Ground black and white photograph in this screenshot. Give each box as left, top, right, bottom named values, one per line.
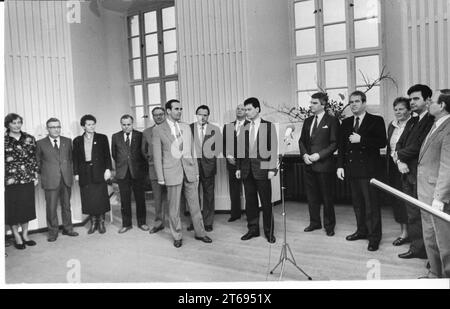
left=1, top=0, right=450, bottom=289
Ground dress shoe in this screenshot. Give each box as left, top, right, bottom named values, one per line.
left=87, top=217, right=98, bottom=234
left=304, top=225, right=322, bottom=232
left=47, top=237, right=57, bottom=242
left=138, top=224, right=150, bottom=232
left=265, top=235, right=276, bottom=244
left=241, top=231, right=260, bottom=241
left=326, top=230, right=335, bottom=237
left=368, top=242, right=379, bottom=251
left=14, top=242, right=26, bottom=250
left=98, top=215, right=106, bottom=234
left=195, top=235, right=212, bottom=243
left=187, top=224, right=194, bottom=231
left=205, top=225, right=213, bottom=232
left=118, top=226, right=132, bottom=234
left=173, top=239, right=182, bottom=248
left=62, top=230, right=79, bottom=237
left=227, top=216, right=240, bottom=222
left=398, top=250, right=426, bottom=259
left=345, top=232, right=367, bottom=241
left=21, top=235, right=36, bottom=246
left=392, top=237, right=410, bottom=246
left=149, top=225, right=164, bottom=234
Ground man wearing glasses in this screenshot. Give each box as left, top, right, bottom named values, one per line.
left=37, top=118, right=79, bottom=242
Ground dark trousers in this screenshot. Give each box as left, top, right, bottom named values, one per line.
left=402, top=177, right=426, bottom=256
left=387, top=159, right=408, bottom=224
left=304, top=169, right=336, bottom=231
left=242, top=170, right=274, bottom=236
left=227, top=166, right=242, bottom=219
left=349, top=178, right=382, bottom=243
left=44, top=177, right=73, bottom=237
left=118, top=169, right=147, bottom=227
left=199, top=175, right=215, bottom=226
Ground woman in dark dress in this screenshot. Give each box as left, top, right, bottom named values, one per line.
left=386, top=97, right=412, bottom=246
left=73, top=115, right=112, bottom=234
left=4, top=113, right=38, bottom=249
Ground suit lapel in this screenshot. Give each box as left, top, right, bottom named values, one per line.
left=311, top=114, right=327, bottom=140
left=162, top=121, right=176, bottom=143
left=91, top=133, right=97, bottom=159
left=419, top=118, right=450, bottom=161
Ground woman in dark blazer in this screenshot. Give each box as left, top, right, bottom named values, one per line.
left=386, top=98, right=412, bottom=246
left=73, top=115, right=112, bottom=234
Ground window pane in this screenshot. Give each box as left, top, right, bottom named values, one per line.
left=133, top=106, right=145, bottom=129
left=146, top=56, right=160, bottom=78
left=297, top=62, right=317, bottom=90
left=129, top=15, right=139, bottom=36
left=144, top=11, right=157, bottom=33
left=355, top=55, right=380, bottom=86
left=147, top=83, right=161, bottom=105
left=145, top=34, right=158, bottom=55
left=295, top=0, right=315, bottom=28
left=298, top=91, right=316, bottom=108
left=166, top=81, right=179, bottom=100
left=163, top=30, right=177, bottom=52
left=355, top=18, right=379, bottom=49
left=296, top=29, right=316, bottom=56
left=133, top=85, right=143, bottom=106
left=326, top=88, right=348, bottom=105
left=131, top=59, right=141, bottom=80
left=165, top=52, right=178, bottom=75
left=354, top=0, right=379, bottom=19
left=163, top=6, right=176, bottom=30
left=323, top=0, right=346, bottom=24
left=131, top=37, right=141, bottom=58
left=325, top=59, right=347, bottom=88
left=324, top=23, right=346, bottom=52
left=357, top=86, right=380, bottom=105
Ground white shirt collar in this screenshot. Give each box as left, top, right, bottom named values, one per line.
left=314, top=111, right=325, bottom=123
left=354, top=111, right=366, bottom=123
left=123, top=131, right=132, bottom=141
left=418, top=110, right=428, bottom=121
left=49, top=136, right=60, bottom=144
left=434, top=114, right=450, bottom=130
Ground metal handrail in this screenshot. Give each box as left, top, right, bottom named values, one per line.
left=370, top=179, right=450, bottom=223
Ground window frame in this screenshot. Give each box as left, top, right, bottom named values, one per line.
left=127, top=1, right=178, bottom=129
left=291, top=0, right=385, bottom=112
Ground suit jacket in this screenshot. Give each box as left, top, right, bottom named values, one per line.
left=337, top=113, right=386, bottom=179
left=223, top=120, right=250, bottom=172
left=152, top=120, right=199, bottom=186
left=111, top=129, right=147, bottom=180
left=190, top=122, right=220, bottom=178
left=36, top=136, right=73, bottom=190
left=142, top=125, right=158, bottom=181
left=236, top=118, right=278, bottom=180
left=73, top=133, right=112, bottom=186
left=299, top=113, right=339, bottom=173
left=417, top=117, right=450, bottom=205
left=396, top=113, right=435, bottom=184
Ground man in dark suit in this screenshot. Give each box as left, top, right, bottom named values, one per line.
left=394, top=84, right=435, bottom=259
left=236, top=97, right=278, bottom=243
left=142, top=107, right=167, bottom=234
left=111, top=114, right=148, bottom=233
left=189, top=105, right=221, bottom=232
left=37, top=118, right=79, bottom=242
left=299, top=92, right=339, bottom=236
left=337, top=91, right=386, bottom=251
left=223, top=104, right=248, bottom=222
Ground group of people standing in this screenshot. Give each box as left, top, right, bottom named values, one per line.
left=299, top=85, right=450, bottom=278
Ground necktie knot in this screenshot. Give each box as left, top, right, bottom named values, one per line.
left=354, top=117, right=360, bottom=132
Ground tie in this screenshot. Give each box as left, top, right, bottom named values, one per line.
left=311, top=116, right=318, bottom=136
left=53, top=139, right=59, bottom=150
left=125, top=133, right=130, bottom=147
left=354, top=117, right=360, bottom=133
left=236, top=122, right=242, bottom=135
left=200, top=124, right=205, bottom=144
left=175, top=122, right=183, bottom=151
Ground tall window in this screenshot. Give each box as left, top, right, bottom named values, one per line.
left=293, top=0, right=383, bottom=108
left=127, top=3, right=178, bottom=129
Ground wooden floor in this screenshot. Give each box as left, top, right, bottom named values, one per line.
left=5, top=201, right=427, bottom=283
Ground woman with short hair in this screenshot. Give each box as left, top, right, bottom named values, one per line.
left=73, top=115, right=112, bottom=234
left=4, top=113, right=38, bottom=249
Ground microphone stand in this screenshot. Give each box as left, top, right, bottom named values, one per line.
left=270, top=146, right=312, bottom=281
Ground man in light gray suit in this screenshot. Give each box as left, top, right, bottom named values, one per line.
left=142, top=107, right=167, bottom=234
left=152, top=99, right=213, bottom=248
left=417, top=92, right=450, bottom=278
left=36, top=118, right=79, bottom=242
